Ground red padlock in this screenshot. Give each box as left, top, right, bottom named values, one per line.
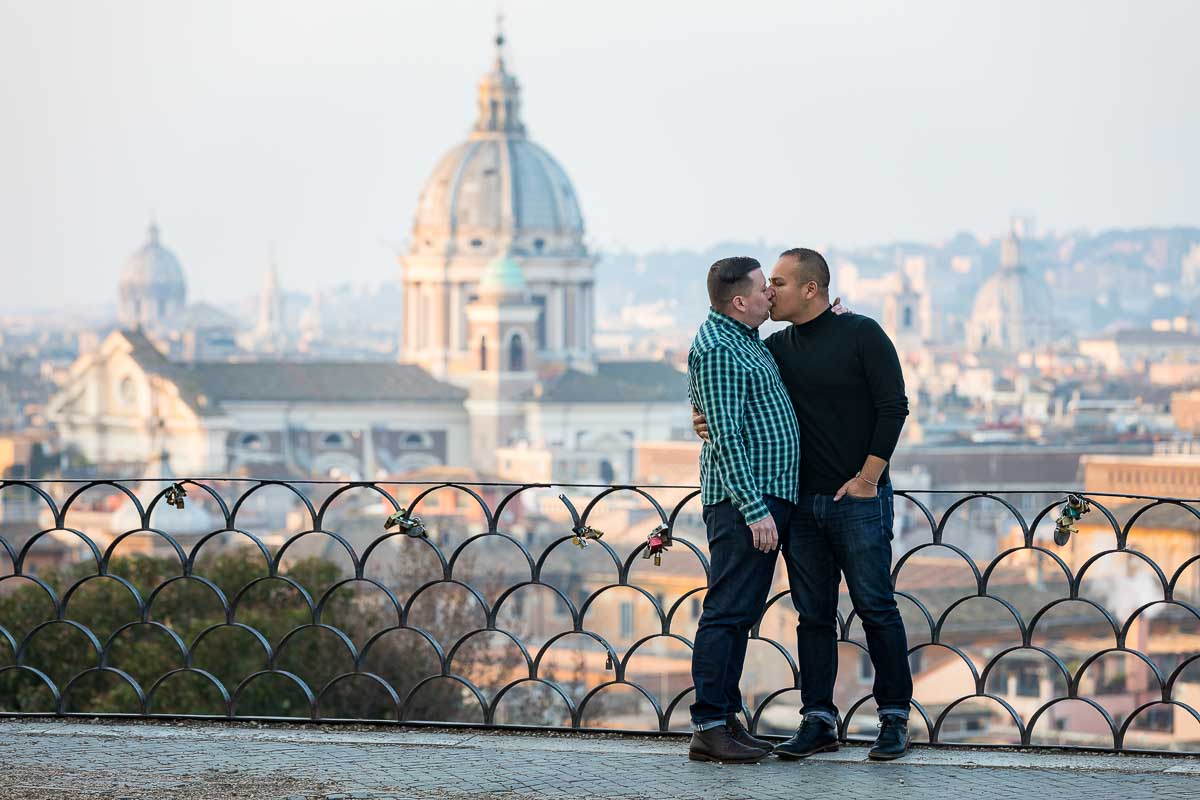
left=644, top=532, right=667, bottom=566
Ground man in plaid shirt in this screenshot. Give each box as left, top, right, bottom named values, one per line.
left=685, top=256, right=801, bottom=764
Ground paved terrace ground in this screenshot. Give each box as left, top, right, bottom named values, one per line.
left=1, top=720, right=1200, bottom=800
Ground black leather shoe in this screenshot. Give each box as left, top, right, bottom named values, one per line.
left=868, top=714, right=910, bottom=760
left=688, top=725, right=769, bottom=764
left=774, top=717, right=839, bottom=760
left=726, top=715, right=774, bottom=752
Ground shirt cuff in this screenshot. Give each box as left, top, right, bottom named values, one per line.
left=739, top=497, right=769, bottom=526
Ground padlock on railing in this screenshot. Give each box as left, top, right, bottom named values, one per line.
left=163, top=482, right=187, bottom=510
left=642, top=522, right=672, bottom=566
left=1053, top=493, right=1091, bottom=546
left=570, top=524, right=604, bottom=549
left=384, top=507, right=427, bottom=538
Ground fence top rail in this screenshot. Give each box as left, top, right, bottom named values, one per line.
left=1, top=477, right=1197, bottom=504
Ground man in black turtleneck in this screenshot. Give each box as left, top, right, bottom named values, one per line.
left=693, top=247, right=913, bottom=761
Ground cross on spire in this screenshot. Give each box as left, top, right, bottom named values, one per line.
left=494, top=10, right=506, bottom=71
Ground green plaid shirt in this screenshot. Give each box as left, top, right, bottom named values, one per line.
left=688, top=309, right=801, bottom=524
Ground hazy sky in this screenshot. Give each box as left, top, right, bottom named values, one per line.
left=1, top=0, right=1197, bottom=310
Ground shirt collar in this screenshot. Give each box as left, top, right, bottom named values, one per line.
left=708, top=307, right=759, bottom=338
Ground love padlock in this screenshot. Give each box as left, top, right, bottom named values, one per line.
left=164, top=483, right=187, bottom=510
left=571, top=524, right=603, bottom=549
left=643, top=531, right=668, bottom=566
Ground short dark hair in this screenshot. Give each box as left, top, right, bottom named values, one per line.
left=707, top=256, right=762, bottom=308
left=779, top=248, right=830, bottom=290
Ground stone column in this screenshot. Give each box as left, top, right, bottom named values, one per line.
left=564, top=285, right=577, bottom=351
left=406, top=282, right=419, bottom=355
left=451, top=283, right=465, bottom=351
left=581, top=282, right=592, bottom=356
left=548, top=282, right=564, bottom=353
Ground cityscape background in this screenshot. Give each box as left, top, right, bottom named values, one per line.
left=1, top=1, right=1199, bottom=749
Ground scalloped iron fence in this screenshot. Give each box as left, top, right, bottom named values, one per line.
left=1, top=478, right=1199, bottom=754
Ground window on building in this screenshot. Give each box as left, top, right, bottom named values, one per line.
left=404, top=432, right=431, bottom=449
left=532, top=295, right=547, bottom=348
left=509, top=333, right=525, bottom=371
left=986, top=665, right=1009, bottom=695
left=858, top=651, right=872, bottom=682
left=118, top=376, right=138, bottom=406
left=480, top=335, right=488, bottom=370
left=323, top=432, right=346, bottom=448
left=1132, top=706, right=1174, bottom=733
left=1017, top=667, right=1040, bottom=697
left=620, top=602, right=634, bottom=640
left=239, top=433, right=264, bottom=450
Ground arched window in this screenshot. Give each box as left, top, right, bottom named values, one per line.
left=322, top=432, right=346, bottom=449
left=509, top=333, right=525, bottom=371
left=239, top=433, right=264, bottom=450
left=404, top=432, right=431, bottom=449
left=118, top=376, right=138, bottom=406
left=902, top=306, right=913, bottom=328
left=480, top=335, right=488, bottom=371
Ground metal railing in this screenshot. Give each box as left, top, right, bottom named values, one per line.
left=1, top=477, right=1199, bottom=755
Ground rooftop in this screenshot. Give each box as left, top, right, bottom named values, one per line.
left=534, top=360, right=688, bottom=403
left=118, top=330, right=466, bottom=415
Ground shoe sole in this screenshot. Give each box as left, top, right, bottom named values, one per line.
left=688, top=751, right=769, bottom=764
left=774, top=743, right=840, bottom=760
left=867, top=747, right=909, bottom=761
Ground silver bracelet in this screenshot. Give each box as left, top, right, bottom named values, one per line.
left=856, top=471, right=879, bottom=487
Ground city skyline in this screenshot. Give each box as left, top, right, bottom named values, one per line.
left=2, top=0, right=1199, bottom=310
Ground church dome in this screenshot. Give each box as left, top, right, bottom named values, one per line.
left=118, top=223, right=187, bottom=328
left=967, top=229, right=1052, bottom=352
left=409, top=29, right=585, bottom=258
left=479, top=252, right=527, bottom=293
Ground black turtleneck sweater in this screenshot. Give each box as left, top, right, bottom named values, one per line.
left=765, top=307, right=909, bottom=494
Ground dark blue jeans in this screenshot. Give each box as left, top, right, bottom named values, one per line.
left=786, top=484, right=912, bottom=725
left=689, top=496, right=792, bottom=728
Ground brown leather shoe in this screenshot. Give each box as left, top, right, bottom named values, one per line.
left=688, top=725, right=769, bottom=764
left=726, top=715, right=774, bottom=752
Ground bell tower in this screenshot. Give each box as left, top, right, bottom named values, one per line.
left=464, top=248, right=540, bottom=470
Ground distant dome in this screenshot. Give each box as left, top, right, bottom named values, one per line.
left=967, top=229, right=1053, bottom=352
left=408, top=30, right=585, bottom=259
left=118, top=223, right=187, bottom=329
left=479, top=252, right=526, bottom=293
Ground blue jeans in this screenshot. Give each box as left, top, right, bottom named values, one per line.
left=689, top=496, right=792, bottom=729
left=786, top=484, right=912, bottom=726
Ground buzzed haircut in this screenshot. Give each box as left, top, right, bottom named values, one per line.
left=780, top=247, right=830, bottom=290
left=707, top=256, right=762, bottom=309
